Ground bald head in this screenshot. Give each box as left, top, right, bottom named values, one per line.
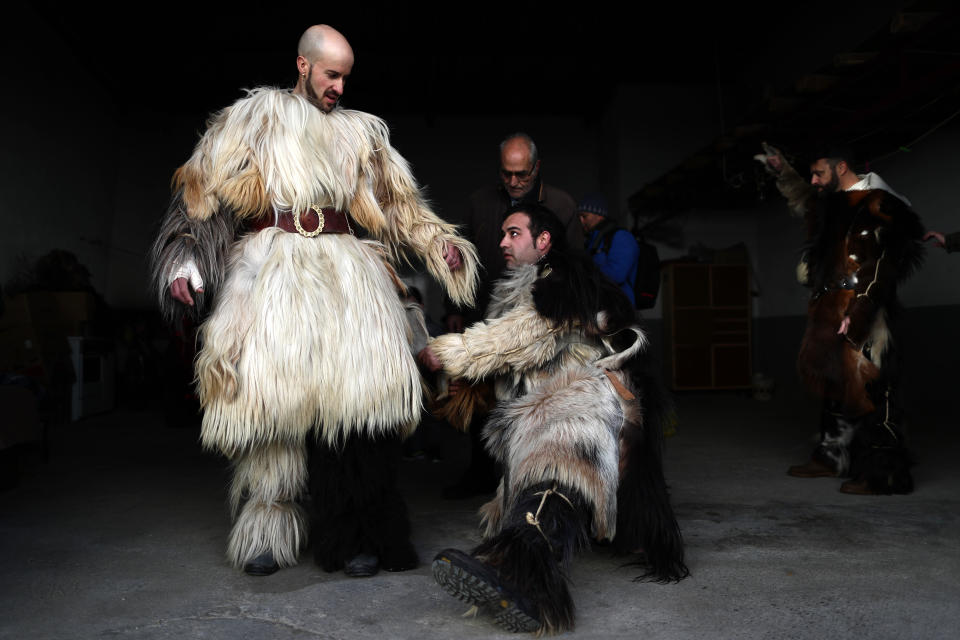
left=294, top=25, right=354, bottom=112
left=298, top=25, right=352, bottom=64
left=499, top=133, right=540, bottom=200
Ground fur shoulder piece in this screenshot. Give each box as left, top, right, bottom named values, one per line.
left=858, top=189, right=925, bottom=282
left=173, top=87, right=356, bottom=223
left=486, top=264, right=539, bottom=319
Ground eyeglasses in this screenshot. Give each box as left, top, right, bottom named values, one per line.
left=500, top=168, right=535, bottom=181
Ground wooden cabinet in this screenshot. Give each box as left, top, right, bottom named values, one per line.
left=661, top=263, right=751, bottom=390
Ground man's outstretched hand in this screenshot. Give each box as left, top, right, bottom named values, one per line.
left=754, top=142, right=784, bottom=175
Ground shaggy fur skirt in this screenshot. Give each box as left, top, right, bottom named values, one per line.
left=196, top=228, right=422, bottom=453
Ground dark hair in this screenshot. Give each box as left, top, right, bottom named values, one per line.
left=500, top=203, right=635, bottom=332
left=809, top=142, right=856, bottom=170
left=502, top=202, right=568, bottom=252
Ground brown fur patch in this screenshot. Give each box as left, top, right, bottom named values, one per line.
left=798, top=290, right=878, bottom=415
left=845, top=190, right=871, bottom=207
left=221, top=169, right=269, bottom=220
left=176, top=164, right=216, bottom=221
left=432, top=381, right=493, bottom=432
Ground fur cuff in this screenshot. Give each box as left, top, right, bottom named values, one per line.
left=423, top=234, right=479, bottom=308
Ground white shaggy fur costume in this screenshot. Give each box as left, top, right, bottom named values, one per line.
left=151, top=88, right=478, bottom=570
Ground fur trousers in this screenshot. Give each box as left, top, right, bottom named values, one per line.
left=309, top=432, right=418, bottom=571
left=813, top=391, right=913, bottom=494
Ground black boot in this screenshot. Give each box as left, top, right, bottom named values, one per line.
left=243, top=551, right=280, bottom=576
left=432, top=548, right=542, bottom=633
left=433, top=482, right=589, bottom=634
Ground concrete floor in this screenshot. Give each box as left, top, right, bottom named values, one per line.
left=2, top=391, right=958, bottom=639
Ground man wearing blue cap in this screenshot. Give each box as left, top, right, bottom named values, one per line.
left=578, top=193, right=640, bottom=305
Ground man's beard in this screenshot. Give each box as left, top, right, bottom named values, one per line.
left=816, top=169, right=840, bottom=196
left=303, top=67, right=337, bottom=113
left=304, top=82, right=331, bottom=112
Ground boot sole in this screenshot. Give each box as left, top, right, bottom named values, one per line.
left=432, top=549, right=540, bottom=633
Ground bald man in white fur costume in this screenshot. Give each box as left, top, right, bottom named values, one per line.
left=151, top=25, right=478, bottom=576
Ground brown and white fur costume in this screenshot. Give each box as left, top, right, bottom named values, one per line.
left=429, top=257, right=686, bottom=633
left=151, top=88, right=478, bottom=570
left=772, top=156, right=923, bottom=493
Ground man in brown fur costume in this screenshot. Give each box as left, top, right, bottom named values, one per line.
left=757, top=143, right=924, bottom=495
left=151, top=25, right=478, bottom=576
left=420, top=204, right=687, bottom=634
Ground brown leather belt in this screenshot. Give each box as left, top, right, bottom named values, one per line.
left=250, top=206, right=354, bottom=237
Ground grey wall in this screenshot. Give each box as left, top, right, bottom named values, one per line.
left=2, top=9, right=119, bottom=299
left=106, top=111, right=206, bottom=309
left=872, top=122, right=960, bottom=308
left=4, top=6, right=956, bottom=324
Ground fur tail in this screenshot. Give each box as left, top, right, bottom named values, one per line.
left=613, top=366, right=689, bottom=582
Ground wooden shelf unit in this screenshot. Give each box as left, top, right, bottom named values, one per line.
left=661, top=263, right=752, bottom=390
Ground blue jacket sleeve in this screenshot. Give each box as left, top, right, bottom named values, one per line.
left=592, top=230, right=639, bottom=285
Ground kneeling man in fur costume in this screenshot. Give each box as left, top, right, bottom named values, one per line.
left=420, top=204, right=688, bottom=633
left=757, top=143, right=924, bottom=495
left=150, top=25, right=478, bottom=576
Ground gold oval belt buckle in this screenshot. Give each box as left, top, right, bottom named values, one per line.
left=293, top=205, right=325, bottom=237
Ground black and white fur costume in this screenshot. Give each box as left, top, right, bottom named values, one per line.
left=429, top=250, right=687, bottom=633
left=150, top=88, right=478, bottom=572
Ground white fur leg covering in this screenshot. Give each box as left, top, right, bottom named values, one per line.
left=226, top=441, right=308, bottom=568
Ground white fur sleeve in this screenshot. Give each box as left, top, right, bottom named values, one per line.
left=349, top=114, right=479, bottom=308
left=429, top=301, right=560, bottom=380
